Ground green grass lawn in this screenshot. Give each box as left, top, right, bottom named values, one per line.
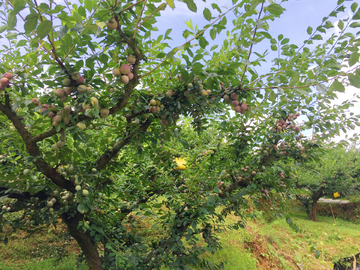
left=1, top=208, right=359, bottom=269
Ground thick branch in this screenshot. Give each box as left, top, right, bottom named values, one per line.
left=0, top=99, right=75, bottom=193
left=95, top=119, right=152, bottom=169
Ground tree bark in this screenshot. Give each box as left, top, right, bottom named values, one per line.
left=61, top=212, right=103, bottom=270
left=310, top=199, right=318, bottom=222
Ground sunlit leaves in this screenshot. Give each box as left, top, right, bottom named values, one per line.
left=348, top=52, right=359, bottom=67
left=203, top=8, right=212, bottom=21
left=165, top=0, right=175, bottom=9
left=330, top=79, right=345, bottom=92
left=348, top=74, right=360, bottom=88
left=183, top=0, right=197, bottom=13
left=24, top=13, right=38, bottom=33
left=265, top=3, right=285, bottom=17
left=36, top=20, right=52, bottom=39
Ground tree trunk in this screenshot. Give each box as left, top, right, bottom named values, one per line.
left=310, top=199, right=318, bottom=222
left=61, top=213, right=103, bottom=270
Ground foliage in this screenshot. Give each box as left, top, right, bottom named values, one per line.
left=0, top=0, right=360, bottom=269
left=295, top=144, right=360, bottom=220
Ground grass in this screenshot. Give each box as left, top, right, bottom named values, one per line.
left=1, top=205, right=360, bottom=269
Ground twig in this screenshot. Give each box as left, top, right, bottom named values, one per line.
left=240, top=0, right=265, bottom=84
left=139, top=6, right=235, bottom=79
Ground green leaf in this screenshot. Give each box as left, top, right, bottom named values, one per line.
left=316, top=84, right=327, bottom=93
left=312, top=34, right=323, bottom=40
left=330, top=80, right=345, bottom=92
left=338, top=20, right=344, bottom=30
left=57, top=25, right=68, bottom=39
left=269, top=91, right=276, bottom=103
left=315, top=249, right=320, bottom=259
left=353, top=8, right=360, bottom=20
left=183, top=0, right=197, bottom=13
left=165, top=0, right=175, bottom=9
left=349, top=52, right=359, bottom=67
left=348, top=74, right=360, bottom=88
left=203, top=8, right=211, bottom=21
left=210, top=28, right=216, bottom=40
left=265, top=3, right=285, bottom=17
left=24, top=13, right=38, bottom=33
left=36, top=20, right=52, bottom=39
left=307, top=26, right=313, bottom=35
left=351, top=2, right=358, bottom=12
left=350, top=22, right=360, bottom=28
left=7, top=14, right=17, bottom=29
left=77, top=203, right=89, bottom=213
left=211, top=3, right=222, bottom=13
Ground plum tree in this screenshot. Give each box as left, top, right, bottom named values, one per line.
left=0, top=0, right=360, bottom=269
left=295, top=144, right=360, bottom=222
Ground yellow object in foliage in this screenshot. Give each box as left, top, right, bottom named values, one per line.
left=174, top=158, right=187, bottom=170
left=333, top=192, right=340, bottom=198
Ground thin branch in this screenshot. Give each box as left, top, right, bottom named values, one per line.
left=240, top=0, right=265, bottom=84
left=119, top=0, right=144, bottom=14
left=133, top=1, right=145, bottom=39
left=139, top=5, right=236, bottom=80
left=95, top=119, right=152, bottom=170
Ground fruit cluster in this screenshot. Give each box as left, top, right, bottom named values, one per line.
left=0, top=72, right=13, bottom=90
left=223, top=92, right=250, bottom=114
left=274, top=112, right=301, bottom=133
left=113, top=55, right=136, bottom=84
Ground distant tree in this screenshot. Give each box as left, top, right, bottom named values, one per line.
left=295, top=144, right=360, bottom=222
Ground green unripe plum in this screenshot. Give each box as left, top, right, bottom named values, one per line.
left=121, top=75, right=129, bottom=84
left=51, top=144, right=59, bottom=151
left=77, top=122, right=86, bottom=130
left=47, top=201, right=54, bottom=207
left=23, top=169, right=30, bottom=175
left=100, top=108, right=110, bottom=118
left=75, top=185, right=81, bottom=191
left=107, top=18, right=118, bottom=30
left=63, top=78, right=71, bottom=86
left=82, top=189, right=89, bottom=196
left=127, top=55, right=136, bottom=64
left=113, top=68, right=121, bottom=77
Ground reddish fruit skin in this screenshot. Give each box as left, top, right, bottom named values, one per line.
left=64, top=87, right=72, bottom=96
left=240, top=103, right=248, bottom=112
left=230, top=93, right=238, bottom=100
left=231, top=99, right=239, bottom=106
left=127, top=72, right=134, bottom=80
left=0, top=85, right=5, bottom=91
left=120, top=64, right=131, bottom=75
left=76, top=76, right=85, bottom=84
left=48, top=111, right=55, bottom=118
left=64, top=105, right=71, bottom=114
left=234, top=105, right=241, bottom=112
left=32, top=98, right=39, bottom=104
left=3, top=72, right=13, bottom=80
left=294, top=126, right=300, bottom=133
left=151, top=106, right=157, bottom=113
left=1, top=77, right=9, bottom=86
left=55, top=88, right=65, bottom=97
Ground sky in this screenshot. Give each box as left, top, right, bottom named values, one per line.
left=153, top=0, right=359, bottom=144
